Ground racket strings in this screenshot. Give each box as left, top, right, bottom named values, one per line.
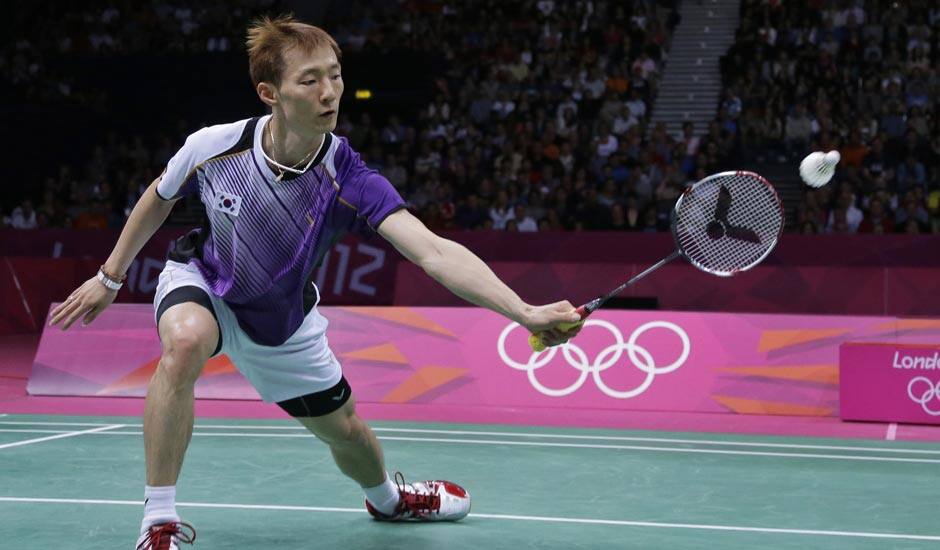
left=675, top=172, right=783, bottom=275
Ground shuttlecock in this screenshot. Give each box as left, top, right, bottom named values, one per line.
left=799, top=150, right=839, bottom=188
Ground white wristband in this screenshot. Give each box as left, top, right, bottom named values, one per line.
left=97, top=270, right=123, bottom=291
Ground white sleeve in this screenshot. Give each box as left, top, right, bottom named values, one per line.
left=156, top=132, right=202, bottom=200
left=155, top=120, right=250, bottom=201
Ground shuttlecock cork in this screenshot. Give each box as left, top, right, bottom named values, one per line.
left=799, top=150, right=840, bottom=188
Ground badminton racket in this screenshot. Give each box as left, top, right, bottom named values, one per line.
left=530, top=170, right=784, bottom=351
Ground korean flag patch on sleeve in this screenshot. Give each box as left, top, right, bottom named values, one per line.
left=213, top=191, right=242, bottom=217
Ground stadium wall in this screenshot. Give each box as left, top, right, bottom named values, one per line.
left=2, top=230, right=939, bottom=333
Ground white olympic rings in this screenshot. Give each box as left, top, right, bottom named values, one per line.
left=907, top=377, right=940, bottom=416
left=497, top=319, right=690, bottom=399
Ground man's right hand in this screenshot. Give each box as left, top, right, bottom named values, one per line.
left=48, top=276, right=119, bottom=330
left=46, top=178, right=173, bottom=331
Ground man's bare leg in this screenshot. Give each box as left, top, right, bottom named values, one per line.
left=296, top=396, right=386, bottom=487
left=141, top=303, right=218, bottom=531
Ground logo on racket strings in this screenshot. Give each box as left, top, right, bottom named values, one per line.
left=907, top=377, right=940, bottom=416
left=497, top=320, right=690, bottom=398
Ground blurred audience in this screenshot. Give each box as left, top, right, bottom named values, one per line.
left=6, top=0, right=935, bottom=235
left=723, top=0, right=938, bottom=235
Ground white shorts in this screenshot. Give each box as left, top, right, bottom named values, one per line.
left=153, top=260, right=343, bottom=403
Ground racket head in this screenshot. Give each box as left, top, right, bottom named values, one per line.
left=671, top=170, right=784, bottom=277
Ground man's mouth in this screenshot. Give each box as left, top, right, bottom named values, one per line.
left=320, top=110, right=335, bottom=118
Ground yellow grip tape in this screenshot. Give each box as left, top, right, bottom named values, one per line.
left=528, top=320, right=584, bottom=352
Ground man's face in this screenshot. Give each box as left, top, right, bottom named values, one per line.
left=274, top=45, right=343, bottom=133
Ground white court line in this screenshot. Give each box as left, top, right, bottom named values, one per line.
left=0, top=425, right=124, bottom=450
left=0, top=421, right=122, bottom=427
left=0, top=496, right=938, bottom=542
left=886, top=423, right=897, bottom=441
left=375, top=428, right=940, bottom=455
left=0, top=429, right=69, bottom=434
left=18, top=430, right=935, bottom=464
left=3, top=421, right=940, bottom=455
left=369, top=435, right=940, bottom=464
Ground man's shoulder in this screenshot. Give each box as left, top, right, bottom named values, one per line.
left=330, top=132, right=353, bottom=154
left=328, top=133, right=359, bottom=173
left=185, top=117, right=256, bottom=146
left=181, top=117, right=258, bottom=162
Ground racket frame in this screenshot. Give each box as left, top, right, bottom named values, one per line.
left=671, top=170, right=784, bottom=278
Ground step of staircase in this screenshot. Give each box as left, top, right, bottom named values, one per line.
left=647, top=0, right=741, bottom=139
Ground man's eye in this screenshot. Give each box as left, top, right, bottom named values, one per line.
left=331, top=74, right=342, bottom=80
left=302, top=79, right=317, bottom=85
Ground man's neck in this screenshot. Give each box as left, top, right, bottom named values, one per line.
left=264, top=115, right=325, bottom=168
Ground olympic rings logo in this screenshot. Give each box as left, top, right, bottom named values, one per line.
left=907, top=377, right=940, bottom=416
left=497, top=319, right=690, bottom=399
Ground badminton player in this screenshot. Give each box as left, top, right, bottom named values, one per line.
left=48, top=15, right=581, bottom=549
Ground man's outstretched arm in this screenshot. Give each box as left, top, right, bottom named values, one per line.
left=377, top=209, right=580, bottom=346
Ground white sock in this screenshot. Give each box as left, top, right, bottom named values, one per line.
left=141, top=485, right=179, bottom=532
left=363, top=473, right=400, bottom=516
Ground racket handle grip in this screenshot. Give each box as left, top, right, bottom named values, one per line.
left=528, top=306, right=588, bottom=352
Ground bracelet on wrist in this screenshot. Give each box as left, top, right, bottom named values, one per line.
left=99, top=265, right=127, bottom=283
left=97, top=269, right=123, bottom=291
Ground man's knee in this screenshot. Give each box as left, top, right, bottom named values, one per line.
left=158, top=332, right=208, bottom=388
left=157, top=306, right=218, bottom=388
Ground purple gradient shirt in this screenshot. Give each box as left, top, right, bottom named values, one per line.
left=157, top=116, right=405, bottom=345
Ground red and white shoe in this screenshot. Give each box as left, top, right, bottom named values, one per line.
left=366, top=472, right=470, bottom=521
left=136, top=521, right=196, bottom=549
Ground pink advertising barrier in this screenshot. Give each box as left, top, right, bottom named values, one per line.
left=29, top=304, right=940, bottom=418
left=840, top=343, right=940, bottom=425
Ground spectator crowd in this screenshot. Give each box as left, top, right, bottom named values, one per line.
left=2, top=0, right=273, bottom=105
left=4, top=0, right=937, bottom=235
left=722, top=0, right=938, bottom=235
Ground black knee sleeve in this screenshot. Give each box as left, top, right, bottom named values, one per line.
left=276, top=376, right=352, bottom=417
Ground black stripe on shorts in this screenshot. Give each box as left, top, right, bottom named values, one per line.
left=276, top=376, right=352, bottom=418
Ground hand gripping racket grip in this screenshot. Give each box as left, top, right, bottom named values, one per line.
left=528, top=305, right=588, bottom=352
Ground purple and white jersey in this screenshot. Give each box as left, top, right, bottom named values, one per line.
left=157, top=115, right=405, bottom=346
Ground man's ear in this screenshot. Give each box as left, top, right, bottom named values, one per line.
left=257, top=82, right=278, bottom=107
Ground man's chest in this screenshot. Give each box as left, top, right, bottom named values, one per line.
left=201, top=172, right=335, bottom=230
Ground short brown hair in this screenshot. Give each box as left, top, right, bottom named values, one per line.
left=246, top=14, right=342, bottom=87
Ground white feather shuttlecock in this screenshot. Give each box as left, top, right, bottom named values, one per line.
left=799, top=151, right=839, bottom=188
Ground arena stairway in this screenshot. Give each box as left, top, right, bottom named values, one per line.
left=649, top=0, right=741, bottom=140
